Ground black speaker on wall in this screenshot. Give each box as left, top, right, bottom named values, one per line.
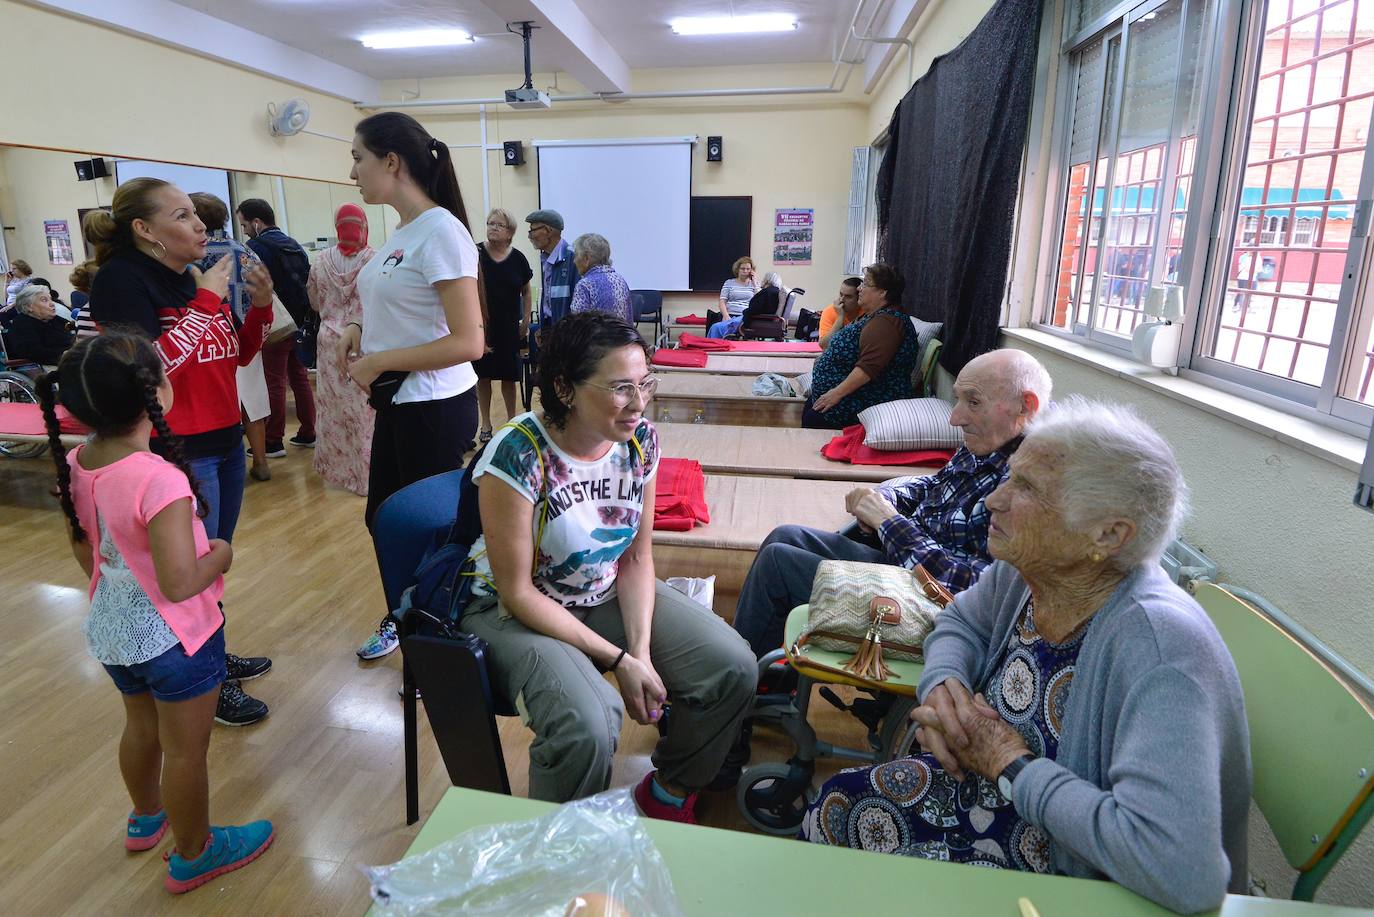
left=74, top=157, right=110, bottom=181
left=503, top=141, right=525, bottom=166
left=706, top=136, right=723, bottom=162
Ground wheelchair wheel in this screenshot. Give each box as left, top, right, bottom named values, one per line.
left=737, top=761, right=817, bottom=836
left=877, top=695, right=920, bottom=761
left=0, top=370, right=47, bottom=459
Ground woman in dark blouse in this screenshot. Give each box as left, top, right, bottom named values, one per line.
left=5, top=284, right=74, bottom=365
left=804, top=262, right=919, bottom=429
left=473, top=207, right=533, bottom=443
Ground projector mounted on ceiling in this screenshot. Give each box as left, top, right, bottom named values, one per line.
left=505, top=21, right=549, bottom=110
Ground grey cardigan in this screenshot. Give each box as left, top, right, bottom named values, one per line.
left=918, top=561, right=1251, bottom=914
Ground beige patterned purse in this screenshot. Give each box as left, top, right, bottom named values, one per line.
left=798, top=561, right=953, bottom=679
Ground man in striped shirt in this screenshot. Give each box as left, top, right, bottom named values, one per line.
left=731, top=348, right=1052, bottom=658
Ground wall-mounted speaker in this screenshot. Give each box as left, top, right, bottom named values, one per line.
left=503, top=141, right=525, bottom=166
left=73, top=157, right=110, bottom=181
left=706, top=136, right=723, bottom=162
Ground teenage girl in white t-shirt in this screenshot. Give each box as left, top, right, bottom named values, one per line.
left=339, top=111, right=487, bottom=661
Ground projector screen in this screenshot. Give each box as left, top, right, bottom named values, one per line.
left=114, top=160, right=234, bottom=234
left=536, top=139, right=692, bottom=291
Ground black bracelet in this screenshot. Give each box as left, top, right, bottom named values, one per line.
left=611, top=649, right=627, bottom=671
left=346, top=321, right=362, bottom=331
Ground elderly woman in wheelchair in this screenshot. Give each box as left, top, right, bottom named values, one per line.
left=777, top=399, right=1249, bottom=914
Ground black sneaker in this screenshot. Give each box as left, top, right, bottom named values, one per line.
left=288, top=433, right=316, bottom=448
left=264, top=442, right=287, bottom=458
left=215, top=681, right=269, bottom=726
left=225, top=652, right=272, bottom=682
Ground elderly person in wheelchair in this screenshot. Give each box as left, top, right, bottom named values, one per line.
left=802, top=398, right=1250, bottom=915
left=4, top=284, right=75, bottom=369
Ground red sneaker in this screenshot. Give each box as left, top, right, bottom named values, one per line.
left=632, top=773, right=699, bottom=825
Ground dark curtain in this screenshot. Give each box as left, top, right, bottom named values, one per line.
left=876, top=0, right=1042, bottom=373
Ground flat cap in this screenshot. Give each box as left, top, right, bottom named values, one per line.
left=524, top=209, right=564, bottom=231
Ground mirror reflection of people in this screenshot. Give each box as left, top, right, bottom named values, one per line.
left=6, top=283, right=75, bottom=366
left=5, top=257, right=33, bottom=307
left=804, top=400, right=1250, bottom=916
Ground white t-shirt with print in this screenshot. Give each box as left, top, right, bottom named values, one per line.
left=357, top=206, right=479, bottom=404
left=466, top=412, right=660, bottom=608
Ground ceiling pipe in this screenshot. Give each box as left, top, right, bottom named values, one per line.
left=354, top=0, right=892, bottom=111
left=850, top=18, right=915, bottom=89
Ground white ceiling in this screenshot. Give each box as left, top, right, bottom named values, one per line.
left=165, top=0, right=858, bottom=82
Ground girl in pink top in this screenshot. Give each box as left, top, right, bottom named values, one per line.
left=38, top=331, right=273, bottom=894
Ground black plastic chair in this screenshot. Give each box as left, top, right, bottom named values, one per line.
left=631, top=290, right=664, bottom=343
left=370, top=470, right=511, bottom=824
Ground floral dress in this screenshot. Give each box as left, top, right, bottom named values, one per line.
left=808, top=307, right=919, bottom=427
left=307, top=243, right=376, bottom=495
left=802, top=598, right=1083, bottom=873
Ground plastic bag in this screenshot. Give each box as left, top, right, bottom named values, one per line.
left=665, top=575, right=715, bottom=610
left=363, top=788, right=683, bottom=916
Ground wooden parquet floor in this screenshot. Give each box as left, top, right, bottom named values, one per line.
left=0, top=398, right=867, bottom=915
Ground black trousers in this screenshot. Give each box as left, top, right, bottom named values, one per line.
left=364, top=387, right=478, bottom=529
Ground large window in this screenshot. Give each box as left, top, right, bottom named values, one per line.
left=1041, top=0, right=1374, bottom=427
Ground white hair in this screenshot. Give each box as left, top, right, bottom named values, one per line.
left=1025, top=396, right=1188, bottom=570
left=14, top=284, right=50, bottom=314
left=962, top=348, right=1053, bottom=407
left=572, top=232, right=612, bottom=267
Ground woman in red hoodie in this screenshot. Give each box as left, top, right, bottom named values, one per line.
left=87, top=178, right=276, bottom=727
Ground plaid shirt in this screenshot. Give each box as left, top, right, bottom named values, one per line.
left=873, top=437, right=1021, bottom=594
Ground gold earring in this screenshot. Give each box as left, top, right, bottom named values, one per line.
left=150, top=240, right=167, bottom=261
left=1090, top=551, right=1104, bottom=563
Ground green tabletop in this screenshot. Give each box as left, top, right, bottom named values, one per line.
left=373, top=788, right=1369, bottom=916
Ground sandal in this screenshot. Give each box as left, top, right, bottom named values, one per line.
left=478, top=427, right=493, bottom=444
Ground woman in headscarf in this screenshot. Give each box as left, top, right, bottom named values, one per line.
left=307, top=203, right=378, bottom=495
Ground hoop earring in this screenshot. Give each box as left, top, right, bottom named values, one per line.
left=150, top=240, right=167, bottom=261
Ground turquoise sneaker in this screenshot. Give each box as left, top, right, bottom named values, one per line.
left=164, top=821, right=274, bottom=894
left=125, top=809, right=167, bottom=851
left=356, top=619, right=399, bottom=660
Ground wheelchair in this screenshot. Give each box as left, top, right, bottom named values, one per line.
left=0, top=330, right=48, bottom=459
left=736, top=603, right=923, bottom=835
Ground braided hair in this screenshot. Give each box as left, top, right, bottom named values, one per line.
left=38, top=332, right=207, bottom=544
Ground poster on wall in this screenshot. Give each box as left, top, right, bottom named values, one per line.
left=773, top=208, right=813, bottom=265
left=44, top=220, right=74, bottom=265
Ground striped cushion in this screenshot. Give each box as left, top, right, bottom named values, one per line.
left=908, top=317, right=943, bottom=353
left=859, top=398, right=963, bottom=451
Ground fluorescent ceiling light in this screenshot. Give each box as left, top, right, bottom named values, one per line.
left=361, top=29, right=473, bottom=49
left=670, top=14, right=798, bottom=36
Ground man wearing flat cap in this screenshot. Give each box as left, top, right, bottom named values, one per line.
left=526, top=209, right=579, bottom=332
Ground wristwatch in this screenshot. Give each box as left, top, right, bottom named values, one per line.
left=996, top=753, right=1034, bottom=800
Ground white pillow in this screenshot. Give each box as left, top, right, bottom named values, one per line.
left=795, top=371, right=813, bottom=397
left=908, top=317, right=943, bottom=353
left=859, top=398, right=963, bottom=451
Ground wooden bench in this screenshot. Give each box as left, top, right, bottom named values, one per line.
left=652, top=374, right=804, bottom=427
left=657, top=422, right=941, bottom=483
left=652, top=474, right=856, bottom=619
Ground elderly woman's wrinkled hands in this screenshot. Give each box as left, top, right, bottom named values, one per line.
left=811, top=389, right=841, bottom=413
left=844, top=487, right=898, bottom=532
left=912, top=678, right=1026, bottom=782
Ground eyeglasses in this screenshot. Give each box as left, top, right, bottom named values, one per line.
left=583, top=376, right=659, bottom=406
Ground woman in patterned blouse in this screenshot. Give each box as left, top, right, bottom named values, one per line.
left=803, top=399, right=1251, bottom=915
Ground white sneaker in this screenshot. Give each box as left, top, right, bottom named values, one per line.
left=356, top=619, right=399, bottom=660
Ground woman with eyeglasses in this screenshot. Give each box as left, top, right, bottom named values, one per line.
left=459, top=311, right=756, bottom=819
left=474, top=208, right=533, bottom=444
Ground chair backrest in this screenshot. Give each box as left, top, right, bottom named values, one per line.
left=1193, top=582, right=1374, bottom=899
left=781, top=287, right=805, bottom=322
left=371, top=469, right=466, bottom=613
left=631, top=289, right=663, bottom=321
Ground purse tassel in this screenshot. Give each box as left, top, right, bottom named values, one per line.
left=843, top=617, right=895, bottom=681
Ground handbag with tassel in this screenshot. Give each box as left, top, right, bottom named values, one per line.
left=796, top=561, right=954, bottom=681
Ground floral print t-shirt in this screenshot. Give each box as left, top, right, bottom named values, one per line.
left=466, top=412, right=660, bottom=608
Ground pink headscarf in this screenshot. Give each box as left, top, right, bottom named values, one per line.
left=336, top=203, right=369, bottom=256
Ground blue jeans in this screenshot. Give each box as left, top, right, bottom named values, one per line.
left=187, top=446, right=247, bottom=542
left=707, top=316, right=743, bottom=338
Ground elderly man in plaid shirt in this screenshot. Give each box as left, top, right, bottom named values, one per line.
left=731, top=349, right=1052, bottom=659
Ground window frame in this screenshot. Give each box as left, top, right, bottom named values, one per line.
left=1032, top=0, right=1374, bottom=435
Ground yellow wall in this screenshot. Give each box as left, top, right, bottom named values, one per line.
left=0, top=146, right=117, bottom=279
left=0, top=0, right=359, bottom=183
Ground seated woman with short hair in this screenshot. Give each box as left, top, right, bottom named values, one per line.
left=459, top=311, right=756, bottom=820
left=804, top=398, right=1250, bottom=915
left=5, top=284, right=75, bottom=366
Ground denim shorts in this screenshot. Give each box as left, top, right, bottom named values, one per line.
left=102, top=627, right=226, bottom=702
